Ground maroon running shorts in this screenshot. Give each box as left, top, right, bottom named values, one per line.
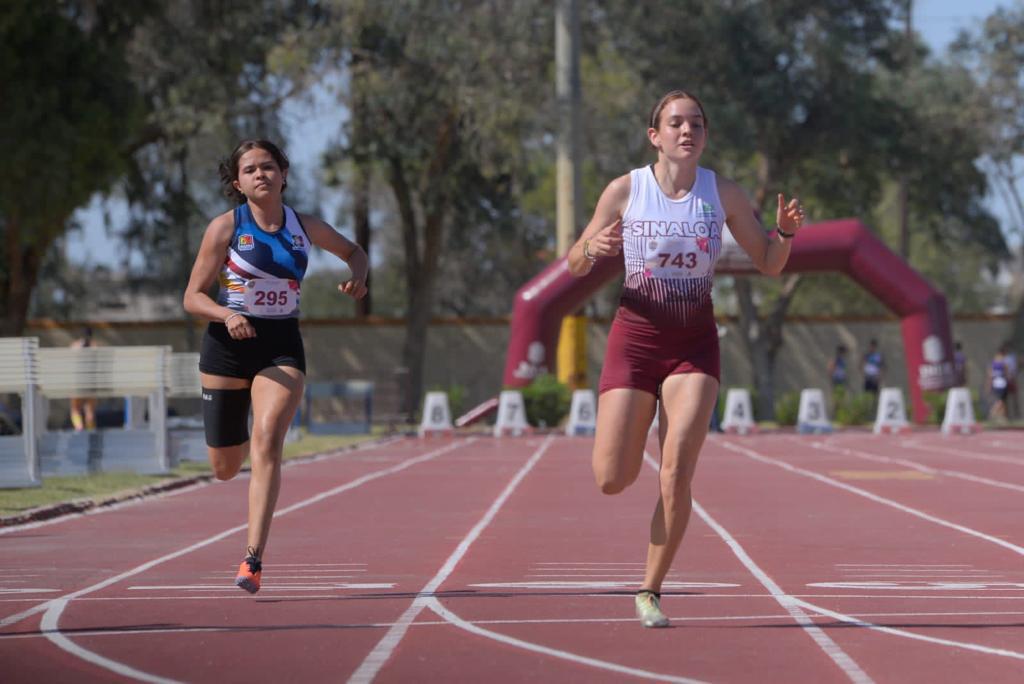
left=598, top=306, right=720, bottom=396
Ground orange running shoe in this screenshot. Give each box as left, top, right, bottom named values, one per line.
left=235, top=555, right=262, bottom=594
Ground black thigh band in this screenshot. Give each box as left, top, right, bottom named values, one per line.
left=202, top=387, right=252, bottom=448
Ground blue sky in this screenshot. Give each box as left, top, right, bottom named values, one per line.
left=66, top=0, right=1018, bottom=269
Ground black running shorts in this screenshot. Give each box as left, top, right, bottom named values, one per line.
left=199, top=316, right=306, bottom=380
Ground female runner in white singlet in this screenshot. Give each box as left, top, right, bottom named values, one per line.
left=568, top=91, right=805, bottom=627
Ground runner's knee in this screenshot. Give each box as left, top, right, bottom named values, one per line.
left=209, top=449, right=245, bottom=481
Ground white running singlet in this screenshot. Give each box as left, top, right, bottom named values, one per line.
left=620, top=165, right=726, bottom=326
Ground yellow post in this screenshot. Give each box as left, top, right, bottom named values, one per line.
left=557, top=314, right=588, bottom=389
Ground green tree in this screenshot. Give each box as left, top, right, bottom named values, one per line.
left=951, top=6, right=1024, bottom=345
left=305, top=0, right=554, bottom=415
left=600, top=0, right=1001, bottom=417
left=0, top=1, right=148, bottom=335
left=114, top=0, right=317, bottom=348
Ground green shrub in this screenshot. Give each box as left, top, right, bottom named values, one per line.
left=922, top=390, right=945, bottom=425
left=774, top=391, right=800, bottom=426
left=923, top=388, right=984, bottom=425
left=834, top=390, right=876, bottom=426
left=520, top=374, right=571, bottom=428
left=429, top=383, right=467, bottom=419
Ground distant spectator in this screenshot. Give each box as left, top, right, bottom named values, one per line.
left=69, top=326, right=97, bottom=431
left=862, top=339, right=885, bottom=394
left=1003, top=342, right=1019, bottom=419
left=987, top=344, right=1010, bottom=422
left=953, top=341, right=967, bottom=387
left=828, top=344, right=848, bottom=389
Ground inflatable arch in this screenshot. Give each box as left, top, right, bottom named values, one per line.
left=503, top=219, right=957, bottom=424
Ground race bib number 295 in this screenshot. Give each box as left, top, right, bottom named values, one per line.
left=243, top=278, right=299, bottom=316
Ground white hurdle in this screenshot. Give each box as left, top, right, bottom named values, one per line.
left=494, top=390, right=531, bottom=437
left=0, top=337, right=42, bottom=488
left=565, top=389, right=597, bottom=436
left=37, top=345, right=172, bottom=475
left=419, top=391, right=454, bottom=437
left=167, top=352, right=206, bottom=463
left=873, top=387, right=910, bottom=434
left=797, top=388, right=832, bottom=434
left=721, top=388, right=756, bottom=435
left=941, top=387, right=978, bottom=435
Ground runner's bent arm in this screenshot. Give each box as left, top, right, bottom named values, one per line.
left=567, top=174, right=630, bottom=277
left=183, top=212, right=239, bottom=322
left=301, top=214, right=369, bottom=300
left=718, top=177, right=800, bottom=276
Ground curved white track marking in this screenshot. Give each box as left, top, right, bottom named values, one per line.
left=424, top=597, right=707, bottom=684
left=1, top=438, right=469, bottom=630
left=654, top=460, right=873, bottom=683
left=3, top=439, right=472, bottom=683
left=39, top=599, right=182, bottom=684
left=349, top=436, right=555, bottom=683
left=806, top=440, right=1024, bottom=493
left=718, top=441, right=1024, bottom=557
left=791, top=598, right=1024, bottom=660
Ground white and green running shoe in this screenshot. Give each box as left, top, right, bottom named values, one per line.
left=635, top=590, right=670, bottom=628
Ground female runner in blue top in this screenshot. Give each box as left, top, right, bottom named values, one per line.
left=184, top=139, right=368, bottom=593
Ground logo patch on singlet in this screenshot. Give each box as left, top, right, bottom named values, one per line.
left=238, top=234, right=255, bottom=251
left=291, top=234, right=305, bottom=250
left=698, top=201, right=716, bottom=218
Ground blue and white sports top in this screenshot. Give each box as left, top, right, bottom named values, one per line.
left=619, top=165, right=726, bottom=326
left=216, top=203, right=310, bottom=319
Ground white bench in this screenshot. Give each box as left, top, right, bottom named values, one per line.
left=37, top=346, right=172, bottom=476
left=166, top=352, right=207, bottom=464
left=0, top=337, right=42, bottom=488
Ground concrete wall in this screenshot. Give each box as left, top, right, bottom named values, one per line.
left=24, top=315, right=1014, bottom=419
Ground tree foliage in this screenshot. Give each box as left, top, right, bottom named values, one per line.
left=0, top=0, right=148, bottom=334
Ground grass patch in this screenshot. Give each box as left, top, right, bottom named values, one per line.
left=0, top=429, right=387, bottom=517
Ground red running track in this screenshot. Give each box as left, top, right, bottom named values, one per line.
left=1, top=431, right=1023, bottom=682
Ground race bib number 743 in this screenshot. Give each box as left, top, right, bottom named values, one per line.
left=643, top=237, right=713, bottom=279
left=243, top=278, right=300, bottom=316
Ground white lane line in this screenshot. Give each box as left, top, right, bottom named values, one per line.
left=126, top=584, right=394, bottom=591
left=0, top=439, right=407, bottom=537
left=0, top=439, right=470, bottom=630
left=9, top=609, right=1024, bottom=643
left=425, top=597, right=707, bottom=684
left=808, top=581, right=1024, bottom=591
left=532, top=562, right=649, bottom=565
left=0, top=481, right=213, bottom=536
left=839, top=573, right=1004, bottom=577
left=265, top=563, right=368, bottom=567
left=898, top=441, right=1024, bottom=466
left=793, top=598, right=1024, bottom=660
left=468, top=581, right=739, bottom=590
left=808, top=440, right=1024, bottom=493
left=836, top=564, right=973, bottom=567
left=8, top=592, right=1024, bottom=606
left=40, top=599, right=181, bottom=684
left=682, top=501, right=873, bottom=681
left=3, top=439, right=473, bottom=684
left=349, top=436, right=554, bottom=684
left=719, top=441, right=1024, bottom=557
